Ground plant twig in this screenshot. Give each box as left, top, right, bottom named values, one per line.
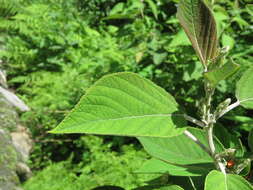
left=183, top=114, right=206, bottom=127
left=202, top=80, right=227, bottom=173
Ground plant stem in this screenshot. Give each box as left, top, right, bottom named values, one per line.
left=203, top=81, right=215, bottom=154
left=207, top=124, right=215, bottom=155
left=203, top=80, right=225, bottom=173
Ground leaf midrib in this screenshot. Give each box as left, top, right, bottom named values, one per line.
left=240, top=98, right=253, bottom=103
left=69, top=113, right=173, bottom=124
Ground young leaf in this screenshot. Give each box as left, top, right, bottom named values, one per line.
left=177, top=0, right=218, bottom=66
left=137, top=158, right=213, bottom=176
left=204, top=60, right=240, bottom=86
left=205, top=170, right=253, bottom=190
left=51, top=72, right=186, bottom=137
left=236, top=66, right=253, bottom=109
left=138, top=128, right=224, bottom=165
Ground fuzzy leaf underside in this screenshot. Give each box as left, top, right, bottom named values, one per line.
left=177, top=0, right=218, bottom=66
left=51, top=72, right=186, bottom=137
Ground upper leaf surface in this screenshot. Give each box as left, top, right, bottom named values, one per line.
left=236, top=66, right=253, bottom=109
left=205, top=170, right=253, bottom=190
left=137, top=158, right=213, bottom=176
left=177, top=0, right=218, bottom=66
left=51, top=72, right=186, bottom=137
left=138, top=128, right=224, bottom=165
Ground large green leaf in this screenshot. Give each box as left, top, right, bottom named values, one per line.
left=138, top=128, right=224, bottom=165
left=51, top=72, right=186, bottom=137
left=177, top=0, right=218, bottom=66
left=236, top=66, right=253, bottom=109
left=205, top=170, right=253, bottom=190
left=137, top=158, right=213, bottom=176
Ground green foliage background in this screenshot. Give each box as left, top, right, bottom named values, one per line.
left=0, top=0, right=252, bottom=189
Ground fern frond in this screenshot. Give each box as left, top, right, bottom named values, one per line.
left=0, top=0, right=19, bottom=18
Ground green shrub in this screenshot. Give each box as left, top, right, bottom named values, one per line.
left=23, top=136, right=154, bottom=190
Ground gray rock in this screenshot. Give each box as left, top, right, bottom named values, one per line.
left=0, top=95, right=18, bottom=132
left=0, top=86, right=30, bottom=112
left=0, top=129, right=19, bottom=190
left=11, top=125, right=33, bottom=179
left=0, top=68, right=7, bottom=88
left=11, top=125, right=33, bottom=163
left=0, top=94, right=33, bottom=190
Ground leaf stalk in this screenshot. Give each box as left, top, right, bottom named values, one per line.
left=183, top=130, right=212, bottom=157
left=216, top=100, right=240, bottom=119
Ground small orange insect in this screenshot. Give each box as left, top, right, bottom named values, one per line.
left=226, top=160, right=235, bottom=169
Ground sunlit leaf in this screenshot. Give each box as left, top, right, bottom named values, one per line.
left=205, top=170, right=253, bottom=190
left=236, top=66, right=253, bottom=109
left=137, top=158, right=213, bottom=176
left=139, top=128, right=224, bottom=165
left=51, top=72, right=186, bottom=137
